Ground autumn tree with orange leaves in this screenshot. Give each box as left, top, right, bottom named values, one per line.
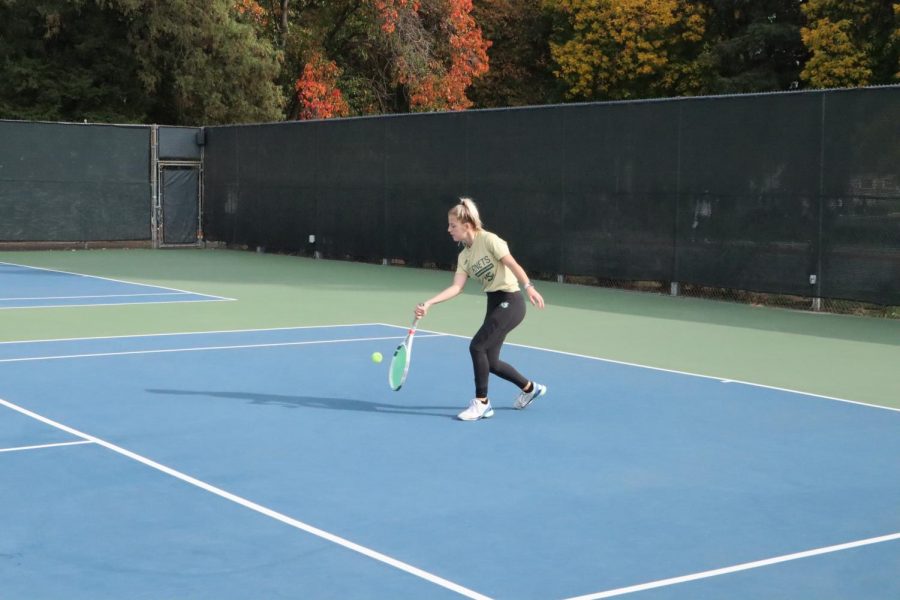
left=294, top=52, right=351, bottom=119
left=237, top=0, right=490, bottom=119
left=379, top=0, right=490, bottom=110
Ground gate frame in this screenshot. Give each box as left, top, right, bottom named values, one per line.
left=150, top=125, right=204, bottom=248
left=155, top=161, right=203, bottom=248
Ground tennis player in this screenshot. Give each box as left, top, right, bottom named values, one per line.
left=414, top=197, right=547, bottom=421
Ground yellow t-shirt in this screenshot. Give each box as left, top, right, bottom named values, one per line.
left=456, top=230, right=520, bottom=293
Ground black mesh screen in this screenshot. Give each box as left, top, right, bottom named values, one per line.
left=204, top=123, right=318, bottom=251
left=675, top=93, right=821, bottom=296
left=314, top=119, right=386, bottom=260
left=161, top=167, right=199, bottom=244
left=464, top=107, right=564, bottom=275
left=0, top=121, right=150, bottom=241
left=158, top=126, right=201, bottom=160
left=202, top=86, right=900, bottom=306
left=561, top=101, right=679, bottom=281
left=384, top=112, right=468, bottom=267
left=819, top=88, right=900, bottom=305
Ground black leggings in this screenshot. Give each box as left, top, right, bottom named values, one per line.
left=469, top=291, right=529, bottom=398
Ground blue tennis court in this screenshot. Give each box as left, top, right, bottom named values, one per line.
left=0, top=261, right=231, bottom=308
left=1, top=324, right=898, bottom=599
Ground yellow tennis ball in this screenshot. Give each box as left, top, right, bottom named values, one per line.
left=371, top=352, right=383, bottom=364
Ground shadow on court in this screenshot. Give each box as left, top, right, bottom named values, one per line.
left=147, top=388, right=462, bottom=419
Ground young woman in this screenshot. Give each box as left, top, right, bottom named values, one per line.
left=414, top=198, right=547, bottom=421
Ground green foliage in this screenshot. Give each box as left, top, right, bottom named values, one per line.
left=132, top=0, right=284, bottom=124
left=320, top=2, right=401, bottom=115
left=0, top=0, right=283, bottom=124
left=2, top=0, right=897, bottom=122
left=0, top=1, right=149, bottom=122
left=894, top=3, right=900, bottom=79
left=254, top=0, right=491, bottom=118
left=800, top=0, right=899, bottom=88
left=468, top=0, right=563, bottom=108
left=246, top=1, right=413, bottom=116
left=694, top=0, right=808, bottom=94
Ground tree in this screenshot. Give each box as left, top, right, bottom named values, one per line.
left=242, top=0, right=491, bottom=118
left=0, top=0, right=284, bottom=125
left=895, top=2, right=900, bottom=79
left=544, top=0, right=706, bottom=101
left=0, top=1, right=149, bottom=122
left=694, top=0, right=808, bottom=94
left=800, top=0, right=900, bottom=88
left=294, top=52, right=351, bottom=119
left=468, top=0, right=562, bottom=108
left=127, top=0, right=285, bottom=124
left=370, top=0, right=491, bottom=111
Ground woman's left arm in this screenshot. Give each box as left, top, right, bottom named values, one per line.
left=500, top=254, right=545, bottom=308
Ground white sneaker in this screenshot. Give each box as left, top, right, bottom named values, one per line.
left=457, top=398, right=494, bottom=421
left=514, top=383, right=547, bottom=409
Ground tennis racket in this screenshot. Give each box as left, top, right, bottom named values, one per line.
left=388, top=316, right=421, bottom=391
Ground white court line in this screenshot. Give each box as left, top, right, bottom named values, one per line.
left=0, top=324, right=895, bottom=596
left=563, top=532, right=900, bottom=599
left=0, top=322, right=893, bottom=414
left=376, top=324, right=900, bottom=415
left=0, top=298, right=235, bottom=311
left=0, top=292, right=190, bottom=301
left=0, top=323, right=388, bottom=345
left=509, top=341, right=900, bottom=414
left=0, top=260, right=216, bottom=297
left=0, top=333, right=445, bottom=364
left=0, top=261, right=234, bottom=303
left=0, top=440, right=94, bottom=453
left=0, top=396, right=491, bottom=600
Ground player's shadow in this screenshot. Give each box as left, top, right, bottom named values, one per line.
left=147, top=389, right=460, bottom=419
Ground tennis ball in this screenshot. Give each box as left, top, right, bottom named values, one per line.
left=371, top=352, right=383, bottom=364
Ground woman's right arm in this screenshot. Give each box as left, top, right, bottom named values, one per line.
left=415, top=272, right=468, bottom=317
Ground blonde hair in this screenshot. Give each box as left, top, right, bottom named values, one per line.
left=449, top=197, right=483, bottom=230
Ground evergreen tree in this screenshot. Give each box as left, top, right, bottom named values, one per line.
left=695, top=0, right=808, bottom=94
left=468, top=0, right=562, bottom=108
left=0, top=0, right=283, bottom=125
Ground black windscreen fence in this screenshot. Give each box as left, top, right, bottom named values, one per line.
left=203, top=86, right=899, bottom=306
left=161, top=167, right=199, bottom=245
left=675, top=93, right=823, bottom=298
left=819, top=90, right=899, bottom=305
left=0, top=120, right=150, bottom=242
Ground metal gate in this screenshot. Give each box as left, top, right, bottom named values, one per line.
left=151, top=125, right=204, bottom=248
left=156, top=162, right=202, bottom=246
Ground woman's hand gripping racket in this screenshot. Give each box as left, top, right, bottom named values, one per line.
left=388, top=315, right=421, bottom=391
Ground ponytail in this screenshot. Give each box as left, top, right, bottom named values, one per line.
left=449, top=197, right=483, bottom=230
